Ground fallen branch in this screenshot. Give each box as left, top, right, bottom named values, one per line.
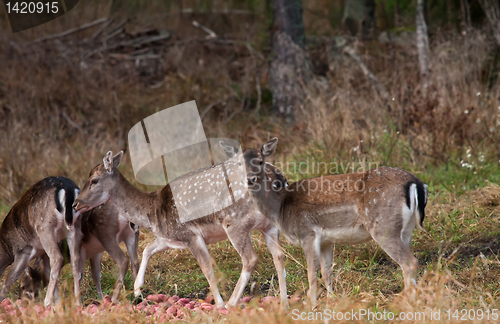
left=104, top=19, right=129, bottom=41
left=182, top=8, right=254, bottom=15
left=30, top=17, right=108, bottom=44
left=478, top=0, right=500, bottom=46
left=200, top=99, right=226, bottom=120
left=89, top=18, right=113, bottom=41
left=192, top=20, right=217, bottom=39
left=108, top=53, right=161, bottom=60
left=85, top=33, right=171, bottom=58
left=343, top=45, right=390, bottom=100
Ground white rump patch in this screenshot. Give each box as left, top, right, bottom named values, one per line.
left=401, top=183, right=417, bottom=248
left=58, top=189, right=66, bottom=209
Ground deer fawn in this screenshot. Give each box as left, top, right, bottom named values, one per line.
left=220, top=138, right=428, bottom=306
left=20, top=203, right=140, bottom=303
left=73, top=151, right=288, bottom=308
left=0, top=177, right=82, bottom=307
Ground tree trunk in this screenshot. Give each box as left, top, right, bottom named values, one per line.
left=478, top=0, right=500, bottom=46
left=416, top=0, right=430, bottom=95
left=342, top=0, right=376, bottom=37
left=269, top=0, right=309, bottom=123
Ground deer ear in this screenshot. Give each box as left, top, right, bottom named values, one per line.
left=262, top=137, right=278, bottom=158
left=219, top=141, right=237, bottom=158
left=113, top=151, right=123, bottom=169
left=103, top=151, right=113, bottom=173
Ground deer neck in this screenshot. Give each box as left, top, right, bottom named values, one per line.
left=107, top=171, right=156, bottom=231
left=250, top=176, right=284, bottom=225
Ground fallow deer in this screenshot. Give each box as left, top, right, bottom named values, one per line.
left=20, top=203, right=140, bottom=303
left=73, top=151, right=289, bottom=308
left=221, top=138, right=428, bottom=306
left=0, top=177, right=82, bottom=307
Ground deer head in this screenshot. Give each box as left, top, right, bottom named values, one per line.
left=73, top=151, right=123, bottom=212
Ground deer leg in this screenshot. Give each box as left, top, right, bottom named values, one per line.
left=262, top=227, right=288, bottom=308
left=78, top=246, right=86, bottom=284
left=371, top=230, right=418, bottom=290
left=40, top=237, right=64, bottom=307
left=40, top=254, right=60, bottom=303
left=125, top=229, right=140, bottom=280
left=188, top=236, right=225, bottom=308
left=320, top=244, right=334, bottom=298
left=134, top=238, right=171, bottom=297
left=225, top=228, right=259, bottom=307
left=0, top=247, right=33, bottom=301
left=89, top=253, right=103, bottom=300
left=67, top=226, right=83, bottom=305
left=100, top=238, right=128, bottom=303
left=0, top=251, right=14, bottom=301
left=302, top=236, right=320, bottom=308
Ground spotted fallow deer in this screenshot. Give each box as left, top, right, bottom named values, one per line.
left=0, top=177, right=82, bottom=307
left=20, top=202, right=140, bottom=303
left=73, top=151, right=288, bottom=308
left=221, top=138, right=428, bottom=307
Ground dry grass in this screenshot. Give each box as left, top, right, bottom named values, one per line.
left=1, top=0, right=500, bottom=322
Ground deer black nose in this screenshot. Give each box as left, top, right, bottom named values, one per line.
left=247, top=176, right=257, bottom=185
left=72, top=202, right=78, bottom=209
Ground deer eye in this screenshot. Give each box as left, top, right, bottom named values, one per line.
left=91, top=179, right=98, bottom=185
left=259, top=160, right=263, bottom=165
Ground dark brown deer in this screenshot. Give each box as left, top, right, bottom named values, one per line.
left=73, top=150, right=289, bottom=308
left=222, top=138, right=428, bottom=307
left=20, top=203, right=140, bottom=303
left=0, top=177, right=82, bottom=306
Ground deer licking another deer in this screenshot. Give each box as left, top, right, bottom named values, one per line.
left=0, top=177, right=82, bottom=307
left=73, top=150, right=289, bottom=308
left=20, top=202, right=140, bottom=303
left=220, top=137, right=428, bottom=307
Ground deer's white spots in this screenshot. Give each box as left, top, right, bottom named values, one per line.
left=183, top=192, right=186, bottom=195
left=195, top=189, right=197, bottom=193
left=375, top=188, right=380, bottom=192
left=369, top=187, right=372, bottom=192
left=193, top=197, right=196, bottom=200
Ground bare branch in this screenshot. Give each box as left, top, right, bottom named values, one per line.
left=478, top=0, right=500, bottom=46
left=343, top=45, right=389, bottom=100
left=192, top=21, right=217, bottom=39
left=30, top=18, right=108, bottom=44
